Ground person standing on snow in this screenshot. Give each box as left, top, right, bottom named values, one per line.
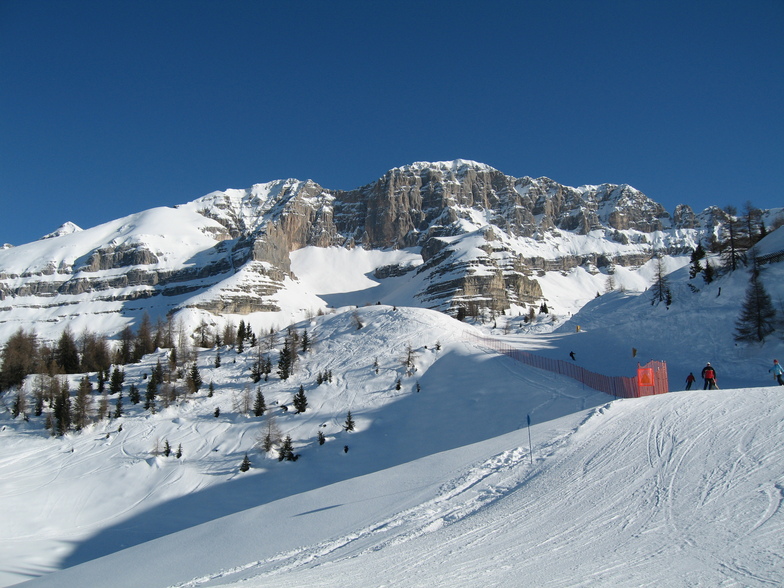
left=769, top=359, right=784, bottom=386
left=701, top=362, right=717, bottom=390
left=685, top=372, right=696, bottom=390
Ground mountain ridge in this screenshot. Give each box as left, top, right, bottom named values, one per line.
left=0, top=160, right=780, bottom=345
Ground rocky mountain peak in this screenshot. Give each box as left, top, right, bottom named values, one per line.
left=1, top=159, right=767, bottom=345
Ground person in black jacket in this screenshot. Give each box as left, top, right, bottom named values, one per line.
left=701, top=362, right=717, bottom=390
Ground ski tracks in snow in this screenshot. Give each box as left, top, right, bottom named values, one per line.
left=173, top=439, right=546, bottom=587
left=182, top=389, right=784, bottom=588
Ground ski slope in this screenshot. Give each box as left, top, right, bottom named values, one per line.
left=14, top=385, right=784, bottom=588
left=2, top=229, right=784, bottom=587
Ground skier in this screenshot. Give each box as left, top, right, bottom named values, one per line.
left=769, top=359, right=784, bottom=386
left=685, top=372, right=696, bottom=390
left=569, top=351, right=576, bottom=361
left=701, top=362, right=717, bottom=390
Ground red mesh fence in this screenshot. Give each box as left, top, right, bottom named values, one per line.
left=467, top=333, right=669, bottom=399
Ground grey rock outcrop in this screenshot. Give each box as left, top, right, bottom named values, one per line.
left=0, top=160, right=747, bottom=340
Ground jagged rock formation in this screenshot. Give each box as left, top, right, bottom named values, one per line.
left=0, top=160, right=754, bottom=342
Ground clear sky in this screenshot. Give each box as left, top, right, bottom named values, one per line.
left=1, top=0, right=782, bottom=246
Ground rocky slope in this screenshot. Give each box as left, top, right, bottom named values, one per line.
left=0, top=160, right=760, bottom=344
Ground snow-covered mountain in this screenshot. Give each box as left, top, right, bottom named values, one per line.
left=3, top=160, right=779, bottom=346
left=1, top=224, right=783, bottom=586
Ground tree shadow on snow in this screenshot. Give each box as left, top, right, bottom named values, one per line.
left=59, top=348, right=609, bottom=570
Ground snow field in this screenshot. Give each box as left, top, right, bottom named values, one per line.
left=2, top=227, right=783, bottom=587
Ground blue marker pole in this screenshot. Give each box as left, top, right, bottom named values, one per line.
left=527, top=414, right=533, bottom=464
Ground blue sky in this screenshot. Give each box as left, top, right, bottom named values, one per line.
left=1, top=0, right=782, bottom=246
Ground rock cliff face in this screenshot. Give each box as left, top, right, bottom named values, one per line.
left=0, top=160, right=739, bottom=342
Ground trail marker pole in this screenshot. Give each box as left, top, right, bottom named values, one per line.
left=527, top=414, right=533, bottom=464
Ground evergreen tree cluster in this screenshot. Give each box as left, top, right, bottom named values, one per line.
left=0, top=311, right=193, bottom=395
left=315, top=369, right=333, bottom=385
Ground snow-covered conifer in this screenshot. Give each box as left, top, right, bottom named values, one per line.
left=187, top=363, right=202, bottom=393
left=293, top=385, right=308, bottom=413
left=278, top=435, right=296, bottom=461
left=344, top=410, right=355, bottom=432
left=253, top=389, right=266, bottom=416
left=240, top=454, right=251, bottom=472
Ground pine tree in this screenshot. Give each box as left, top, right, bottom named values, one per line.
left=118, top=326, right=134, bottom=365
left=34, top=393, right=44, bottom=417
left=187, top=363, right=202, bottom=393
left=318, top=430, right=325, bottom=445
left=251, top=348, right=264, bottom=383
left=277, top=339, right=292, bottom=380
left=109, top=367, right=125, bottom=394
left=97, top=391, right=109, bottom=421
left=293, top=385, right=308, bottom=414
left=720, top=205, right=747, bottom=272
left=734, top=267, right=776, bottom=342
left=703, top=261, right=716, bottom=284
left=133, top=312, right=155, bottom=361
left=689, top=243, right=706, bottom=279
left=650, top=254, right=671, bottom=305
left=278, top=435, right=296, bottom=461
left=80, top=331, right=111, bottom=373
left=208, top=381, right=214, bottom=397
left=222, top=322, right=236, bottom=348
left=176, top=443, right=183, bottom=459
left=344, top=410, right=355, bottom=432
left=145, top=377, right=157, bottom=413
left=163, top=440, right=171, bottom=457
left=301, top=330, right=310, bottom=353
left=11, top=390, right=27, bottom=419
left=235, top=385, right=253, bottom=415
left=155, top=360, right=165, bottom=385
left=403, top=343, right=417, bottom=376
left=253, top=389, right=266, bottom=416
left=56, top=327, right=80, bottom=373
left=215, top=351, right=221, bottom=368
left=114, top=391, right=123, bottom=419
left=0, top=328, right=38, bottom=392
left=54, top=388, right=71, bottom=436
left=129, top=383, right=140, bottom=404
left=240, top=453, right=251, bottom=472
left=73, top=376, right=93, bottom=430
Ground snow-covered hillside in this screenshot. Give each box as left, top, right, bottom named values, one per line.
left=3, top=160, right=779, bottom=349
left=1, top=229, right=782, bottom=588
